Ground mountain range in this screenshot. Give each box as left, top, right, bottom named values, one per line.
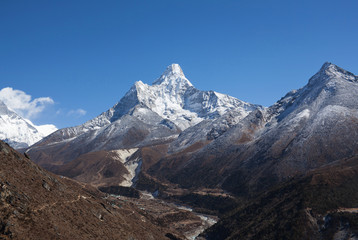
left=2, top=62, right=358, bottom=239
left=25, top=64, right=260, bottom=180
left=26, top=62, right=358, bottom=193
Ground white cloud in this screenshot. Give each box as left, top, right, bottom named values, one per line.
left=0, top=87, right=54, bottom=119
left=68, top=108, right=87, bottom=117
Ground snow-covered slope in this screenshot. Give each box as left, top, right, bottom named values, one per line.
left=0, top=101, right=57, bottom=148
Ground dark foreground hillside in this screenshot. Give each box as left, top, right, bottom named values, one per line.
left=201, top=156, right=358, bottom=240
left=0, top=141, right=179, bottom=240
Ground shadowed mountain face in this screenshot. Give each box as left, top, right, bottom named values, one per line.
left=0, top=141, right=180, bottom=239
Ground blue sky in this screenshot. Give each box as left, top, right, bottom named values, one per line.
left=1, top=0, right=357, bottom=128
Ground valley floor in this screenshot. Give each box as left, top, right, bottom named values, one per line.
left=106, top=191, right=218, bottom=240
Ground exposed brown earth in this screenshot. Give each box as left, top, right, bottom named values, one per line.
left=53, top=150, right=130, bottom=187
left=50, top=145, right=170, bottom=189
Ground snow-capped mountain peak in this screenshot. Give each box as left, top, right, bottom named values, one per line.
left=324, top=62, right=357, bottom=82
left=309, top=62, right=358, bottom=87
left=157, top=63, right=186, bottom=79
left=163, top=63, right=185, bottom=77
left=152, top=63, right=193, bottom=88
left=104, top=63, right=259, bottom=131
left=0, top=100, right=57, bottom=148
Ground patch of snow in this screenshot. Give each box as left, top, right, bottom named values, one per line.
left=109, top=148, right=142, bottom=187
left=110, top=148, right=138, bottom=163
left=139, top=191, right=155, bottom=200
left=291, top=109, right=310, bottom=123
left=121, top=158, right=142, bottom=187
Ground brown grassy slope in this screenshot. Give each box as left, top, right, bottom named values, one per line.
left=0, top=141, right=178, bottom=240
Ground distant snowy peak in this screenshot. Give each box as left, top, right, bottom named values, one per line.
left=266, top=62, right=358, bottom=124
left=0, top=100, right=57, bottom=148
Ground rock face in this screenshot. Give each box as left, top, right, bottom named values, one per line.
left=0, top=101, right=57, bottom=148
left=0, top=140, right=181, bottom=239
